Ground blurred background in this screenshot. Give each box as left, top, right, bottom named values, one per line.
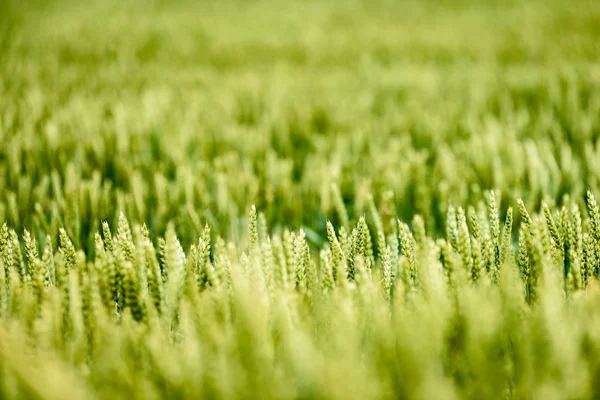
left=1, top=0, right=600, bottom=251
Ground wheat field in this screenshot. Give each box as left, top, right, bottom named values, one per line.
left=2, top=0, right=600, bottom=398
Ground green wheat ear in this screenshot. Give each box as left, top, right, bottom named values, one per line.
left=398, top=220, right=417, bottom=289
left=582, top=233, right=594, bottom=285
left=326, top=220, right=344, bottom=282
left=249, top=204, right=258, bottom=248
left=368, top=194, right=386, bottom=255
left=456, top=207, right=472, bottom=274
left=23, top=229, right=39, bottom=277
left=543, top=202, right=562, bottom=265
left=320, top=248, right=334, bottom=294
left=59, top=229, right=77, bottom=279
left=101, top=221, right=113, bottom=254
left=117, top=213, right=135, bottom=264
left=293, top=229, right=308, bottom=294
left=381, top=244, right=394, bottom=302
left=501, top=207, right=513, bottom=266
left=0, top=258, right=5, bottom=317
left=196, top=224, right=211, bottom=290
left=42, top=235, right=55, bottom=287
left=11, top=230, right=25, bottom=282
left=261, top=237, right=275, bottom=298
left=517, top=199, right=533, bottom=228
left=122, top=260, right=144, bottom=322
left=487, top=191, right=501, bottom=282
left=357, top=216, right=373, bottom=271
left=0, top=223, right=8, bottom=258
left=446, top=205, right=458, bottom=251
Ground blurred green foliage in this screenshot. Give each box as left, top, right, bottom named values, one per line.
left=2, top=0, right=600, bottom=249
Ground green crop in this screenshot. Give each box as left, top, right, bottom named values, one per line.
left=2, top=0, right=600, bottom=398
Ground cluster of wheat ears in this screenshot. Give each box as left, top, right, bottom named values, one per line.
left=1, top=190, right=600, bottom=398
left=3, top=0, right=600, bottom=398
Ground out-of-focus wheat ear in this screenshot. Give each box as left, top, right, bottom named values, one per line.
left=331, top=183, right=349, bottom=230
left=517, top=224, right=530, bottom=281
left=468, top=206, right=480, bottom=240
left=305, top=245, right=318, bottom=301
left=582, top=233, right=593, bottom=287
left=283, top=229, right=296, bottom=284
left=123, top=261, right=145, bottom=322
left=10, top=230, right=25, bottom=283
left=23, top=229, right=39, bottom=281
left=31, top=258, right=45, bottom=308
left=536, top=214, right=551, bottom=264
left=157, top=237, right=168, bottom=281
left=398, top=220, right=417, bottom=289
left=471, top=237, right=482, bottom=284
left=42, top=235, right=55, bottom=287
left=141, top=223, right=151, bottom=243
left=339, top=226, right=349, bottom=257
left=517, top=199, right=535, bottom=301
left=528, top=217, right=549, bottom=304
left=272, top=235, right=289, bottom=291
left=320, top=248, right=335, bottom=294
left=565, top=206, right=582, bottom=290
left=94, top=232, right=106, bottom=262
left=197, top=224, right=211, bottom=290
left=293, top=229, right=308, bottom=294
left=0, top=258, right=5, bottom=317
left=59, top=228, right=77, bottom=286
left=571, top=204, right=583, bottom=262
left=412, top=214, right=427, bottom=250
left=95, top=254, right=112, bottom=312
left=214, top=237, right=232, bottom=289
left=117, top=212, right=133, bottom=243
left=353, top=255, right=370, bottom=288
left=346, top=227, right=358, bottom=281
left=262, top=237, right=275, bottom=298
left=103, top=252, right=118, bottom=312
left=368, top=194, right=387, bottom=256
left=456, top=207, right=472, bottom=274
left=382, top=245, right=394, bottom=302
left=79, top=272, right=93, bottom=344
left=446, top=205, right=458, bottom=251
left=543, top=202, right=562, bottom=266
left=0, top=223, right=8, bottom=263
left=586, top=190, right=600, bottom=241
left=326, top=221, right=344, bottom=282
left=501, top=207, right=513, bottom=266
left=438, top=239, right=455, bottom=287
left=258, top=211, right=268, bottom=244
left=486, top=191, right=501, bottom=281
left=204, top=260, right=221, bottom=291
left=585, top=191, right=600, bottom=279
left=101, top=221, right=113, bottom=254
left=517, top=199, right=533, bottom=228
left=144, top=239, right=163, bottom=313
left=357, top=216, right=374, bottom=271
left=186, top=245, right=199, bottom=289
left=8, top=269, right=22, bottom=319
left=163, top=224, right=186, bottom=321
left=1, top=226, right=14, bottom=291
left=117, top=213, right=136, bottom=264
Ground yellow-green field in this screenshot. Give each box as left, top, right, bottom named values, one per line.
left=2, top=0, right=600, bottom=398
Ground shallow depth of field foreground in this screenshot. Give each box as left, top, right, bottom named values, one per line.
left=2, top=0, right=600, bottom=399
